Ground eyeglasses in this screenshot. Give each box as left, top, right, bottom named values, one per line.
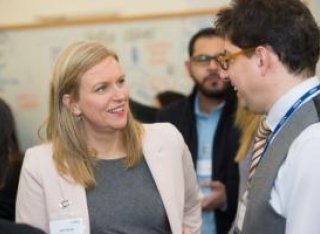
left=217, top=47, right=256, bottom=70
left=190, top=54, right=223, bottom=67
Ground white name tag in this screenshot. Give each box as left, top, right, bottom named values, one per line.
left=196, top=159, right=212, bottom=177
left=236, top=190, right=248, bottom=232
left=50, top=218, right=84, bottom=234
left=236, top=201, right=246, bottom=232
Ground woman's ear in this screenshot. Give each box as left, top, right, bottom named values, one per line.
left=62, top=94, right=81, bottom=116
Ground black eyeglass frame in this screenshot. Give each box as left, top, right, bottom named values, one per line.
left=190, top=53, right=224, bottom=66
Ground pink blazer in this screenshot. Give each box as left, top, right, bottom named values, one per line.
left=16, top=123, right=201, bottom=233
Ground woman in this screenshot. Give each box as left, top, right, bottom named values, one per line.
left=16, top=41, right=201, bottom=234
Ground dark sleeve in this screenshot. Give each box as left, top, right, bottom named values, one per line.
left=215, top=125, right=240, bottom=234
left=156, top=108, right=170, bottom=123
left=0, top=219, right=45, bottom=234
left=214, top=93, right=241, bottom=234
left=224, top=130, right=240, bottom=223
left=0, top=163, right=21, bottom=221
left=130, top=100, right=158, bottom=123
left=216, top=172, right=239, bottom=233
left=156, top=101, right=183, bottom=124
left=223, top=104, right=240, bottom=226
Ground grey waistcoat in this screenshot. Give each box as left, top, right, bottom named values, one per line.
left=242, top=94, right=320, bottom=234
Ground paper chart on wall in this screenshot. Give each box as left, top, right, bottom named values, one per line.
left=0, top=14, right=211, bottom=151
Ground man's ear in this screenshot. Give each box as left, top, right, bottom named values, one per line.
left=62, top=94, right=81, bottom=116
left=255, top=46, right=271, bottom=76
left=185, top=60, right=192, bottom=76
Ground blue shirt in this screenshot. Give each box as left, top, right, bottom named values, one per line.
left=195, top=93, right=224, bottom=234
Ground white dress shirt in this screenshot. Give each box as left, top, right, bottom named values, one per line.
left=266, top=76, right=320, bottom=234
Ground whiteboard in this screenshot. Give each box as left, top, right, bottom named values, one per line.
left=0, top=13, right=212, bottom=151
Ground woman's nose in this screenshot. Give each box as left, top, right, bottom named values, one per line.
left=112, top=86, right=126, bottom=100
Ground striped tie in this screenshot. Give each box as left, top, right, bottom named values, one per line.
left=247, top=117, right=271, bottom=185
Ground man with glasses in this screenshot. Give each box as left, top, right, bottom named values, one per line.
left=215, top=0, right=320, bottom=233
left=157, top=27, right=240, bottom=234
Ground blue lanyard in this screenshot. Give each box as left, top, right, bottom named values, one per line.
left=262, top=84, right=320, bottom=158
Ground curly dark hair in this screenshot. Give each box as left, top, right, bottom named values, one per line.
left=215, top=0, right=320, bottom=76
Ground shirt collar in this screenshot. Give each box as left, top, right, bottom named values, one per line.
left=266, top=76, right=320, bottom=131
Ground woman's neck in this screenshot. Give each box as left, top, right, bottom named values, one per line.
left=87, top=130, right=126, bottom=160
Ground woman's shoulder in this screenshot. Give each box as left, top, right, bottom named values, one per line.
left=25, top=143, right=52, bottom=156
left=20, top=143, right=60, bottom=182
left=23, top=143, right=53, bottom=167
left=142, top=123, right=184, bottom=143
left=143, top=122, right=178, bottom=134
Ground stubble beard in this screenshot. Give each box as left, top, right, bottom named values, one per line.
left=192, top=73, right=230, bottom=99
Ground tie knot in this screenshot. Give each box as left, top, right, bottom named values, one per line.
left=255, top=117, right=271, bottom=141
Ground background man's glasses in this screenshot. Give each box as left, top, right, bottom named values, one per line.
left=191, top=54, right=222, bottom=67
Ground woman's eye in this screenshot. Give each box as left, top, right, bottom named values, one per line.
left=117, top=78, right=126, bottom=86
left=95, top=85, right=107, bottom=92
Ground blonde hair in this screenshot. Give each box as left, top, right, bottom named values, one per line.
left=234, top=103, right=260, bottom=163
left=44, top=41, right=143, bottom=188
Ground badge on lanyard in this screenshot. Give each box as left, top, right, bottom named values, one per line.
left=235, top=190, right=248, bottom=232
left=50, top=217, right=84, bottom=234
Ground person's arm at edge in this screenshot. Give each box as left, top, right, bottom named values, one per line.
left=181, top=142, right=202, bottom=233
left=15, top=148, right=48, bottom=232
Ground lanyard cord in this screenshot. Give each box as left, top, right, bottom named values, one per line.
left=261, top=84, right=320, bottom=159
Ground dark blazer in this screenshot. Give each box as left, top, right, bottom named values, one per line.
left=0, top=162, right=21, bottom=221
left=157, top=87, right=240, bottom=234
left=130, top=99, right=158, bottom=123
left=0, top=219, right=45, bottom=234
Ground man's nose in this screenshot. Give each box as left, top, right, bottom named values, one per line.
left=218, top=68, right=230, bottom=82
left=207, top=59, right=219, bottom=69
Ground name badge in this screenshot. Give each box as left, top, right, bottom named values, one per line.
left=196, top=159, right=212, bottom=177
left=235, top=190, right=248, bottom=232
left=50, top=218, right=84, bottom=234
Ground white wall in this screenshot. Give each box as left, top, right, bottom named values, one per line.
left=0, top=0, right=230, bottom=25
left=309, top=0, right=320, bottom=22
left=0, top=0, right=318, bottom=30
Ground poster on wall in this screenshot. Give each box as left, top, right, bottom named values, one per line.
left=0, top=13, right=212, bottom=151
